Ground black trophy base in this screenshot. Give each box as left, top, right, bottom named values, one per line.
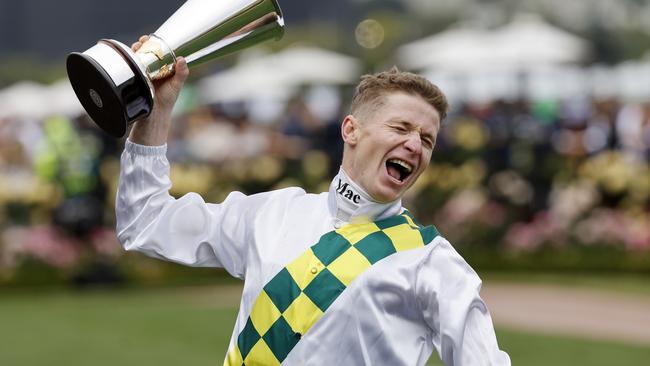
left=66, top=43, right=153, bottom=138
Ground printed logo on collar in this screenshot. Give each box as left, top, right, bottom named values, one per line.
left=336, top=179, right=361, bottom=204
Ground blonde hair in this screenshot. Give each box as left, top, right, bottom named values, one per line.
left=350, top=67, right=448, bottom=121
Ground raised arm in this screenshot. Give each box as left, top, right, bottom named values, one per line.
left=116, top=36, right=251, bottom=276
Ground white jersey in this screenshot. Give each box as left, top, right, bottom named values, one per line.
left=116, top=140, right=510, bottom=366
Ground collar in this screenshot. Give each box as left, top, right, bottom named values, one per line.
left=327, top=167, right=403, bottom=224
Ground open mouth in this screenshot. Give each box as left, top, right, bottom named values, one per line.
left=386, top=159, right=413, bottom=182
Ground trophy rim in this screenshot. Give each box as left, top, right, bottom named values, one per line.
left=66, top=43, right=155, bottom=138
left=66, top=51, right=129, bottom=137
left=99, top=39, right=154, bottom=101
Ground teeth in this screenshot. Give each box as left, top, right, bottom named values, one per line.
left=388, top=159, right=413, bottom=173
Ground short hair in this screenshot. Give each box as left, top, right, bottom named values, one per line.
left=350, top=67, right=449, bottom=121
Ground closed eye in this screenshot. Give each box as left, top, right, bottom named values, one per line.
left=422, top=136, right=435, bottom=149
left=391, top=125, right=408, bottom=133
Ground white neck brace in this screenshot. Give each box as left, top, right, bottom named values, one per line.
left=327, top=167, right=402, bottom=223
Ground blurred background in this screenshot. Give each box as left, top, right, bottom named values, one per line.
left=1, top=0, right=649, bottom=365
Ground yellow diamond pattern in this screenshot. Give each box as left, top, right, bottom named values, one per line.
left=336, top=222, right=380, bottom=245
left=286, top=249, right=325, bottom=290
left=244, top=340, right=280, bottom=366
left=249, top=290, right=282, bottom=335
left=327, top=246, right=371, bottom=286
left=383, top=224, right=424, bottom=252
left=224, top=213, right=438, bottom=366
left=282, top=292, right=324, bottom=335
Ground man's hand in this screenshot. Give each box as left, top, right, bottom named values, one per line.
left=128, top=35, right=189, bottom=146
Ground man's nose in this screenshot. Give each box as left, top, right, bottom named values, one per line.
left=403, top=133, right=422, bottom=154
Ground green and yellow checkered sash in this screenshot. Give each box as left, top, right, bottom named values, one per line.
left=225, top=211, right=439, bottom=366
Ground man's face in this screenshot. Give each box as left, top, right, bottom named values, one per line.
left=342, top=92, right=441, bottom=203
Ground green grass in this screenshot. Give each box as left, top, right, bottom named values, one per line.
left=426, top=328, right=650, bottom=365
left=1, top=284, right=649, bottom=365
left=482, top=271, right=650, bottom=296
left=0, top=286, right=240, bottom=366
left=494, top=328, right=650, bottom=366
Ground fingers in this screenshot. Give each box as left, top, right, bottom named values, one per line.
left=130, top=35, right=188, bottom=91
left=175, top=57, right=189, bottom=78
left=131, top=35, right=150, bottom=52
left=169, top=57, right=189, bottom=92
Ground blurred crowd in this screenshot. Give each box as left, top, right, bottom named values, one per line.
left=1, top=87, right=649, bottom=285
left=429, top=97, right=650, bottom=254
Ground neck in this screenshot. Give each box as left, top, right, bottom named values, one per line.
left=328, top=168, right=402, bottom=223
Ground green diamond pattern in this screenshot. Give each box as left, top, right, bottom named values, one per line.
left=311, top=231, right=350, bottom=265
left=420, top=226, right=439, bottom=245
left=375, top=215, right=408, bottom=230
left=354, top=231, right=396, bottom=264
left=262, top=316, right=301, bottom=362
left=263, top=268, right=301, bottom=312
left=303, top=268, right=346, bottom=312
left=238, top=318, right=261, bottom=359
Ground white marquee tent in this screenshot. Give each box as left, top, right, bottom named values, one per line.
left=198, top=45, right=362, bottom=104
left=0, top=80, right=83, bottom=120
left=398, top=13, right=590, bottom=72
left=397, top=25, right=496, bottom=71
left=491, top=13, right=590, bottom=67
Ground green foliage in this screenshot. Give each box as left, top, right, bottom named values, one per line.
left=3, top=257, right=69, bottom=287
left=458, top=244, right=650, bottom=274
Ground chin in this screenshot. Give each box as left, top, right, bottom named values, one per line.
left=371, top=188, right=402, bottom=203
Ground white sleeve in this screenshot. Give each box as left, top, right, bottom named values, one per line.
left=415, top=238, right=510, bottom=366
left=115, top=140, right=268, bottom=278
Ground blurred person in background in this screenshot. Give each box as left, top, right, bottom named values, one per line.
left=115, top=35, right=510, bottom=366
left=32, top=115, right=121, bottom=285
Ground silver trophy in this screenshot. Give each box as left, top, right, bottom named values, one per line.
left=66, top=0, right=284, bottom=137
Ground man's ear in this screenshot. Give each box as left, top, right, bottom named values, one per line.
left=341, top=115, right=360, bottom=146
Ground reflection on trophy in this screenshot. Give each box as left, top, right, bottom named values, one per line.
left=66, top=0, right=284, bottom=137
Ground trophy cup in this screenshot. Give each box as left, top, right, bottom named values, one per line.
left=66, top=0, right=284, bottom=137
